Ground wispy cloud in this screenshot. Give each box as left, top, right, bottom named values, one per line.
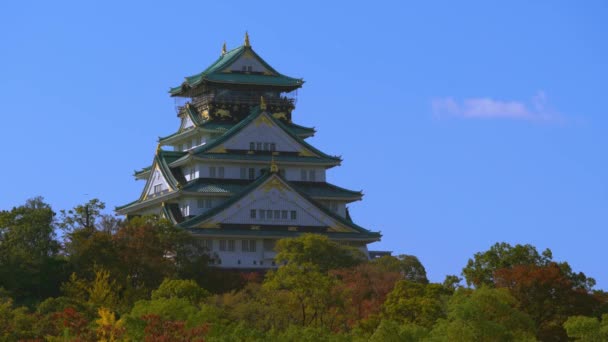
left=431, top=92, right=559, bottom=121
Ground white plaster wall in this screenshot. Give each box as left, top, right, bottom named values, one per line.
left=204, top=238, right=279, bottom=269
left=284, top=167, right=326, bottom=182
left=223, top=119, right=303, bottom=152
left=210, top=178, right=344, bottom=228
left=146, top=168, right=170, bottom=196
left=181, top=115, right=194, bottom=130
left=230, top=55, right=268, bottom=73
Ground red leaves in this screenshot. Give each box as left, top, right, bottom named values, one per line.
left=142, top=314, right=208, bottom=342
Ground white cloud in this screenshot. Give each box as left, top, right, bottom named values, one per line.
left=431, top=91, right=559, bottom=121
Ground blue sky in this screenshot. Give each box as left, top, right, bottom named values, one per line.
left=1, top=1, right=607, bottom=288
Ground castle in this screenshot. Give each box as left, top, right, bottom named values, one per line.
left=117, top=34, right=381, bottom=268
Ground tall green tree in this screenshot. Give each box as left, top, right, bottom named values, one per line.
left=0, top=197, right=65, bottom=304
left=274, top=234, right=366, bottom=272
left=382, top=281, right=450, bottom=328
left=428, top=287, right=536, bottom=341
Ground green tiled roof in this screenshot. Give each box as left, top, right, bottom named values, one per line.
left=170, top=45, right=303, bottom=96
left=186, top=153, right=339, bottom=165
left=185, top=228, right=380, bottom=241
left=181, top=178, right=247, bottom=194
left=292, top=182, right=362, bottom=199
left=179, top=178, right=361, bottom=200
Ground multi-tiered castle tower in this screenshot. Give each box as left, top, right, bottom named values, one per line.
left=117, top=34, right=381, bottom=268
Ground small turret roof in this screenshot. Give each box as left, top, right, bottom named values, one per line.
left=170, top=41, right=303, bottom=96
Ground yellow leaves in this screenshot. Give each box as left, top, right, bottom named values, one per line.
left=95, top=307, right=124, bottom=342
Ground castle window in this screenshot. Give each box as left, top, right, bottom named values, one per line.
left=189, top=167, right=195, bottom=180
left=309, top=170, right=316, bottom=182
left=209, top=167, right=216, bottom=177
left=281, top=210, right=288, bottom=219
left=205, top=199, right=212, bottom=208
left=250, top=209, right=256, bottom=219
left=247, top=66, right=252, bottom=72
left=256, top=142, right=262, bottom=150
left=197, top=199, right=204, bottom=208
left=301, top=170, right=307, bottom=181
left=274, top=210, right=280, bottom=219
left=259, top=210, right=266, bottom=220
left=218, top=167, right=225, bottom=178
left=270, top=143, right=276, bottom=151
left=153, top=184, right=162, bottom=194
left=290, top=210, right=297, bottom=220
left=240, top=168, right=247, bottom=179
left=242, top=240, right=256, bottom=252
left=219, top=239, right=235, bottom=252
left=249, top=142, right=255, bottom=151
left=249, top=168, right=255, bottom=180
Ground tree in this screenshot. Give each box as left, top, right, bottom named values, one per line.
left=563, top=314, right=608, bottom=342
left=462, top=242, right=596, bottom=290
left=371, top=255, right=429, bottom=284
left=151, top=279, right=210, bottom=304
left=428, top=287, right=536, bottom=341
left=331, top=263, right=401, bottom=327
left=462, top=242, right=553, bottom=288
left=58, top=198, right=117, bottom=233
left=382, top=280, right=450, bottom=328
left=0, top=197, right=65, bottom=304
left=263, top=263, right=341, bottom=328
left=275, top=234, right=366, bottom=272
left=494, top=262, right=602, bottom=341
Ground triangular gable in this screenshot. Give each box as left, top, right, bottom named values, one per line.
left=139, top=150, right=186, bottom=201
left=193, top=107, right=339, bottom=161
left=223, top=50, right=273, bottom=75
left=179, top=173, right=375, bottom=236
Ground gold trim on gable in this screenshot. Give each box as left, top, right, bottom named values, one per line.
left=298, top=148, right=316, bottom=157
left=210, top=145, right=227, bottom=153
left=254, top=115, right=274, bottom=127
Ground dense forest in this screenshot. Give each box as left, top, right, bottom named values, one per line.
left=0, top=197, right=606, bottom=341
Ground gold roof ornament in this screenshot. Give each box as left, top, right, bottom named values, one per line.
left=260, top=96, right=267, bottom=110
left=244, top=31, right=250, bottom=47
left=156, top=143, right=161, bottom=154
left=221, top=42, right=227, bottom=56
left=270, top=155, right=278, bottom=173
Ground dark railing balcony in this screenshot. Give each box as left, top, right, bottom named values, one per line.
left=193, top=94, right=295, bottom=108
left=175, top=93, right=297, bottom=115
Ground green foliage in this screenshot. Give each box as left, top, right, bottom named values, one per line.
left=382, top=280, right=450, bottom=328
left=0, top=197, right=65, bottom=304
left=428, top=287, right=536, bottom=341
left=151, top=278, right=210, bottom=304
left=275, top=234, right=366, bottom=272
left=372, top=254, right=429, bottom=284
left=263, top=262, right=340, bottom=328
left=0, top=297, right=39, bottom=341
left=564, top=314, right=608, bottom=341
left=369, top=320, right=429, bottom=342
left=462, top=242, right=553, bottom=287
